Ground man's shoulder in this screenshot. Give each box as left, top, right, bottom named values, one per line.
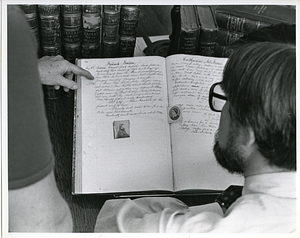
left=8, top=5, right=31, bottom=32
left=8, top=5, right=26, bottom=20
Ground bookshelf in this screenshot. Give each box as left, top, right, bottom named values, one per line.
left=20, top=5, right=296, bottom=60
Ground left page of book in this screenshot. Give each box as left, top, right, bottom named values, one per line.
left=74, top=56, right=173, bottom=194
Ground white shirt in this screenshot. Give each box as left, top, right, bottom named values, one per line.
left=94, top=172, right=297, bottom=233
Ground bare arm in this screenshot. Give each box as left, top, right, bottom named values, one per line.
left=9, top=170, right=72, bottom=232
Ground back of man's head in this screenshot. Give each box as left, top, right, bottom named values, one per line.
left=222, top=42, right=296, bottom=171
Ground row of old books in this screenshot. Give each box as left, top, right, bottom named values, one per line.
left=168, top=5, right=217, bottom=57
left=214, top=5, right=296, bottom=57
left=168, top=5, right=296, bottom=57
left=19, top=5, right=140, bottom=63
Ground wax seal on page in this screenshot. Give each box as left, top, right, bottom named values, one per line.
left=168, top=105, right=182, bottom=124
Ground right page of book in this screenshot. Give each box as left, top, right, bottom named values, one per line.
left=166, top=54, right=244, bottom=192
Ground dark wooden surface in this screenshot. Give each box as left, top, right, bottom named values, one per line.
left=44, top=6, right=218, bottom=233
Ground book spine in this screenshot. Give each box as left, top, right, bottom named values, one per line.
left=199, top=41, right=216, bottom=57
left=215, top=12, right=271, bottom=33
left=103, top=6, right=120, bottom=41
left=214, top=44, right=233, bottom=57
left=215, top=5, right=296, bottom=25
left=103, top=5, right=121, bottom=12
left=101, top=5, right=121, bottom=58
left=168, top=5, right=181, bottom=55
left=61, top=5, right=82, bottom=64
left=118, top=36, right=136, bottom=57
left=178, top=31, right=199, bottom=55
left=19, top=5, right=41, bottom=58
left=216, top=28, right=244, bottom=45
left=38, top=5, right=62, bottom=56
left=102, top=40, right=119, bottom=58
left=178, top=5, right=200, bottom=55
left=196, top=6, right=218, bottom=57
left=82, top=5, right=102, bottom=58
left=38, top=5, right=63, bottom=99
left=118, top=5, right=140, bottom=57
left=119, top=5, right=140, bottom=36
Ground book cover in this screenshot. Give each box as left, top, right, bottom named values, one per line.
left=117, top=5, right=140, bottom=57
left=215, top=5, right=296, bottom=33
left=118, top=35, right=136, bottom=57
left=168, top=5, right=181, bottom=55
left=216, top=28, right=244, bottom=46
left=102, top=7, right=120, bottom=42
left=101, top=5, right=121, bottom=58
left=102, top=39, right=119, bottom=58
left=73, top=54, right=243, bottom=195
left=195, top=5, right=218, bottom=56
left=19, top=4, right=41, bottom=57
left=37, top=5, right=62, bottom=56
left=61, top=5, right=82, bottom=63
left=119, top=5, right=140, bottom=36
left=82, top=5, right=102, bottom=58
left=177, top=5, right=200, bottom=55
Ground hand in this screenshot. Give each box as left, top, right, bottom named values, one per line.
left=38, top=55, right=94, bottom=92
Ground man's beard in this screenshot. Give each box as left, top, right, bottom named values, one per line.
left=213, top=128, right=245, bottom=175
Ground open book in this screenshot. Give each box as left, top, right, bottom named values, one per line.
left=73, top=54, right=243, bottom=195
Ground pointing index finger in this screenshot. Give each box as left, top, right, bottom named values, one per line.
left=66, top=62, right=94, bottom=80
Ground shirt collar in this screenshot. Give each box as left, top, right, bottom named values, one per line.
left=242, top=172, right=297, bottom=199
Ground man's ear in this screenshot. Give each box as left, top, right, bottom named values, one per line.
left=240, top=126, right=256, bottom=148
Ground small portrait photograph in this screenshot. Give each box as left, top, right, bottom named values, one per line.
left=113, top=120, right=130, bottom=139
left=169, top=106, right=181, bottom=121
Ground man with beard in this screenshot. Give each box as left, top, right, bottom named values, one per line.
left=94, top=25, right=296, bottom=233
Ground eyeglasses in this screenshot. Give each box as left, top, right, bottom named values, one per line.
left=209, top=82, right=227, bottom=112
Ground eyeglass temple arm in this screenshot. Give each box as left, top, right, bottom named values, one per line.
left=212, top=93, right=227, bottom=100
